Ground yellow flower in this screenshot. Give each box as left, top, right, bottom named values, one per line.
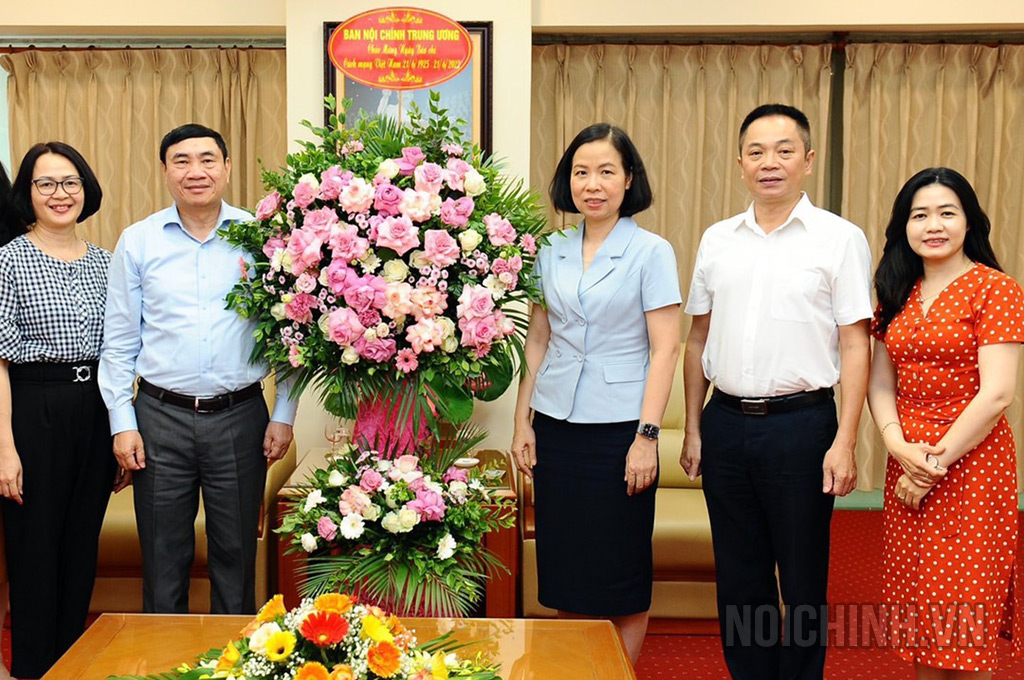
left=257, top=594, right=286, bottom=623
left=360, top=614, right=394, bottom=643
left=295, top=661, right=331, bottom=680
left=315, top=592, right=355, bottom=614
left=330, top=663, right=355, bottom=680
left=215, top=641, right=240, bottom=672
left=264, top=630, right=297, bottom=662
left=431, top=651, right=450, bottom=679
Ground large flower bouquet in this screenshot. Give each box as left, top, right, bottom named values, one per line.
left=224, top=94, right=547, bottom=430
left=109, top=593, right=502, bottom=680
left=280, top=428, right=515, bottom=618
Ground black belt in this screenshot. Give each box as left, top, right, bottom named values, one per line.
left=8, top=361, right=98, bottom=383
left=714, top=387, right=834, bottom=416
left=138, top=377, right=262, bottom=413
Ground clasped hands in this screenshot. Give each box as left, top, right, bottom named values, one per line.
left=890, top=441, right=947, bottom=510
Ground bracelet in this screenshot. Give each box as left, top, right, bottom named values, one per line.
left=880, top=421, right=901, bottom=437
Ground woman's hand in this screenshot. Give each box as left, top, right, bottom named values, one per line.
left=0, top=446, right=23, bottom=504
left=894, top=472, right=936, bottom=510
left=625, top=435, right=658, bottom=496
left=511, top=423, right=537, bottom=479
left=888, top=439, right=947, bottom=487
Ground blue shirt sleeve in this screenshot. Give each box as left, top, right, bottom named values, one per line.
left=641, top=238, right=683, bottom=312
left=99, top=230, right=143, bottom=434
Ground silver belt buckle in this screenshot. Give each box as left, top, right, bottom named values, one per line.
left=740, top=398, right=768, bottom=416
left=194, top=396, right=216, bottom=414
left=72, top=365, right=92, bottom=383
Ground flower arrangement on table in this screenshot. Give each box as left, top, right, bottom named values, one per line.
left=280, top=431, right=515, bottom=618
left=108, top=593, right=502, bottom=680
left=224, top=93, right=547, bottom=432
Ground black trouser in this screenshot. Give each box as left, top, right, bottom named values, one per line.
left=133, top=388, right=268, bottom=614
left=701, top=394, right=837, bottom=680
left=2, top=363, right=114, bottom=678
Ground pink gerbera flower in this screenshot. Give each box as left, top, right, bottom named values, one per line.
left=395, top=348, right=419, bottom=374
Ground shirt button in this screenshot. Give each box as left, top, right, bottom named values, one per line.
left=555, top=349, right=562, bottom=357
left=576, top=354, right=583, bottom=362
left=577, top=319, right=585, bottom=326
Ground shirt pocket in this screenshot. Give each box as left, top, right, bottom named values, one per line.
left=603, top=362, right=646, bottom=383
left=770, top=270, right=822, bottom=323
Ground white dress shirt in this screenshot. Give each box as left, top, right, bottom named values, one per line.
left=685, top=194, right=872, bottom=398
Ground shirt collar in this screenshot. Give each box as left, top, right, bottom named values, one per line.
left=163, top=200, right=244, bottom=242
left=736, top=192, right=814, bottom=235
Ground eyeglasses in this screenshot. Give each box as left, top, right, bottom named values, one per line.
left=32, top=177, right=84, bottom=196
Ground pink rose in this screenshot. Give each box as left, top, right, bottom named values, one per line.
left=285, top=227, right=325, bottom=274
left=459, top=314, right=499, bottom=348
left=357, top=308, right=381, bottom=328
left=342, top=271, right=386, bottom=312
left=507, top=255, right=523, bottom=273
left=339, top=177, right=375, bottom=214
left=422, top=229, right=460, bottom=268
left=255, top=191, right=281, bottom=220
left=339, top=486, right=371, bottom=516
left=284, top=293, right=317, bottom=324
left=495, top=310, right=516, bottom=336
left=406, top=318, right=445, bottom=354
left=439, top=196, right=474, bottom=228
left=262, top=234, right=285, bottom=259
left=326, top=307, right=365, bottom=347
left=519, top=233, right=537, bottom=255
left=395, top=348, right=419, bottom=374
left=414, top=162, right=444, bottom=194
left=410, top=286, right=447, bottom=320
left=491, top=258, right=511, bottom=275
left=373, top=182, right=404, bottom=217
left=395, top=146, right=426, bottom=176
left=356, top=336, right=397, bottom=363
left=324, top=259, right=350, bottom=295
left=293, top=181, right=318, bottom=209
left=318, top=166, right=352, bottom=201
left=399, top=189, right=438, bottom=224
left=360, top=468, right=384, bottom=493
left=457, top=284, right=495, bottom=320
left=443, top=466, right=469, bottom=484
left=395, top=454, right=420, bottom=474
left=441, top=143, right=463, bottom=157
left=302, top=206, right=340, bottom=239
left=444, top=158, right=472, bottom=192
left=295, top=272, right=317, bottom=294
left=483, top=213, right=517, bottom=246
left=408, top=488, right=446, bottom=522
left=382, top=281, right=414, bottom=319
left=317, top=516, right=338, bottom=541
left=329, top=223, right=369, bottom=262
left=376, top=215, right=420, bottom=256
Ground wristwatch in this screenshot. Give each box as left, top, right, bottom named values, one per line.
left=637, top=422, right=661, bottom=440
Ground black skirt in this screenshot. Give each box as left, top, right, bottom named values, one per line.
left=532, top=412, right=657, bottom=617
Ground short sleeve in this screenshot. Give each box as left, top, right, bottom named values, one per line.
left=0, top=254, right=22, bottom=362
left=831, top=228, right=874, bottom=325
left=684, top=237, right=711, bottom=315
left=641, top=238, right=682, bottom=312
left=975, top=273, right=1024, bottom=346
left=870, top=304, right=886, bottom=340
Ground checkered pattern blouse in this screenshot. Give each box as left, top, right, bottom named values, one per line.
left=0, top=235, right=111, bottom=363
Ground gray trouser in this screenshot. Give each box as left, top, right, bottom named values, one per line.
left=133, top=389, right=268, bottom=614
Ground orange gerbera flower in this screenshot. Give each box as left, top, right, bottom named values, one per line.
left=367, top=640, right=402, bottom=678
left=295, top=661, right=331, bottom=680
left=257, top=594, right=286, bottom=622
left=300, top=610, right=350, bottom=647
left=214, top=641, right=241, bottom=672
left=315, top=592, right=355, bottom=614
left=330, top=664, right=355, bottom=680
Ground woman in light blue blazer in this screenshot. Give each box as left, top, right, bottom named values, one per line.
left=512, top=123, right=681, bottom=664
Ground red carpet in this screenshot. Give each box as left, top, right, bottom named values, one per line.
left=635, top=510, right=1024, bottom=679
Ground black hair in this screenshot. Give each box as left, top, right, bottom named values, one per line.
left=548, top=123, right=653, bottom=217
left=0, top=160, right=16, bottom=247
left=7, top=142, right=103, bottom=243
left=874, top=167, right=1002, bottom=337
left=738, top=103, right=813, bottom=154
left=159, top=123, right=229, bottom=163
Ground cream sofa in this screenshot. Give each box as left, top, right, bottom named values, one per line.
left=89, top=382, right=297, bottom=613
left=519, top=347, right=718, bottom=619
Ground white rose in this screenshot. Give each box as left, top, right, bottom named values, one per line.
left=375, top=322, right=390, bottom=337
left=318, top=268, right=330, bottom=287
left=436, top=316, right=455, bottom=339
left=300, top=533, right=318, bottom=552
left=304, top=489, right=326, bottom=512
left=341, top=346, right=360, bottom=365
left=317, top=314, right=331, bottom=335
left=248, top=622, right=282, bottom=654
left=397, top=506, right=420, bottom=531
left=381, top=511, right=402, bottom=533
left=448, top=480, right=468, bottom=503
left=363, top=327, right=378, bottom=342
left=408, top=250, right=430, bottom=269
left=298, top=172, right=320, bottom=190
left=382, top=259, right=410, bottom=283
left=458, top=229, right=483, bottom=253
left=377, top=459, right=392, bottom=472
left=327, top=469, right=347, bottom=487
left=463, top=169, right=487, bottom=197
left=441, top=335, right=458, bottom=353
left=340, top=514, right=365, bottom=539
left=269, top=248, right=286, bottom=272
left=270, top=303, right=287, bottom=321
left=436, top=533, right=457, bottom=560
left=378, top=158, right=400, bottom=179
left=362, top=503, right=381, bottom=521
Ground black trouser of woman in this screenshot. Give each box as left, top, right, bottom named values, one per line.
left=1, top=362, right=114, bottom=678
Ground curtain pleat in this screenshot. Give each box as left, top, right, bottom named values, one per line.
left=2, top=49, right=286, bottom=251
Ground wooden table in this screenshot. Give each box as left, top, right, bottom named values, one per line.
left=43, top=614, right=637, bottom=680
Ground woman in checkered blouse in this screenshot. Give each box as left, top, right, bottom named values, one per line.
left=0, top=142, right=121, bottom=678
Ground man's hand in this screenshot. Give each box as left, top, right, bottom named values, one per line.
left=114, top=430, right=146, bottom=470
left=822, top=440, right=857, bottom=496
left=113, top=467, right=133, bottom=493
left=263, top=421, right=294, bottom=461
left=680, top=432, right=702, bottom=481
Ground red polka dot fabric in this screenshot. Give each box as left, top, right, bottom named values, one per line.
left=876, top=264, right=1024, bottom=670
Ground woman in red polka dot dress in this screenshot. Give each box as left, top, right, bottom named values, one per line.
left=868, top=167, right=1024, bottom=678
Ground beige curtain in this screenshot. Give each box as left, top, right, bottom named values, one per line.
left=531, top=43, right=835, bottom=303
left=844, top=43, right=1024, bottom=489
left=2, top=49, right=287, bottom=251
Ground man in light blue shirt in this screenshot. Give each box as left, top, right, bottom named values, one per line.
left=99, top=123, right=297, bottom=614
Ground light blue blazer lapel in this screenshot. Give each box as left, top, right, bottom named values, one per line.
left=552, top=226, right=586, bottom=320
left=579, top=217, right=638, bottom=295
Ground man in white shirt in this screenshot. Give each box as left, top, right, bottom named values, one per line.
left=681, top=104, right=872, bottom=680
